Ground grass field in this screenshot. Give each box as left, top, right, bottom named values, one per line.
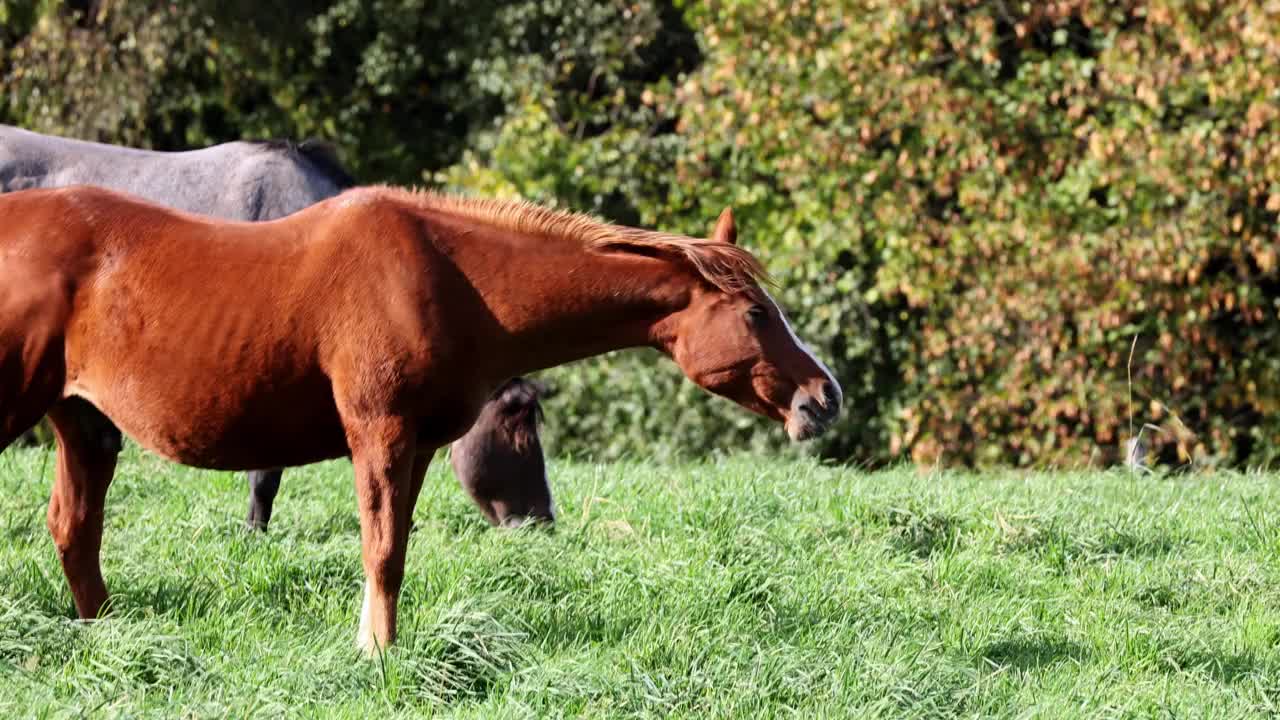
left=1, top=446, right=1279, bottom=718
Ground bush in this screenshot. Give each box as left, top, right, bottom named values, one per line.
left=447, top=0, right=1280, bottom=469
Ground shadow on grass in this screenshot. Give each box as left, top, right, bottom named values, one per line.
left=999, top=520, right=1182, bottom=571
left=377, top=598, right=529, bottom=708
left=112, top=577, right=224, bottom=620
left=1132, top=581, right=1200, bottom=611
left=0, top=503, right=47, bottom=544
left=1168, top=648, right=1269, bottom=684
left=0, top=559, right=79, bottom=619
left=1090, top=527, right=1178, bottom=558
left=886, top=508, right=963, bottom=558
left=979, top=635, right=1086, bottom=671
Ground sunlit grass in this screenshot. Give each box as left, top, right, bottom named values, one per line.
left=1, top=445, right=1279, bottom=717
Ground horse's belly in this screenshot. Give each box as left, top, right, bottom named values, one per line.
left=68, top=371, right=350, bottom=471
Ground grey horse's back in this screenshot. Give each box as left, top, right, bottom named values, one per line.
left=231, top=139, right=355, bottom=220
left=0, top=125, right=353, bottom=221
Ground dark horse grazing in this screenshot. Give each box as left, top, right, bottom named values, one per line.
left=0, top=124, right=551, bottom=530
left=451, top=378, right=553, bottom=528
left=0, top=184, right=841, bottom=652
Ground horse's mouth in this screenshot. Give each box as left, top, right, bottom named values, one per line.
left=499, top=513, right=556, bottom=530
left=786, top=405, right=834, bottom=442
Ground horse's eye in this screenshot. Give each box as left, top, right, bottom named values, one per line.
left=746, top=304, right=768, bottom=325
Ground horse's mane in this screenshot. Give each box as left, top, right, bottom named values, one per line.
left=251, top=139, right=356, bottom=189
left=362, top=187, right=772, bottom=294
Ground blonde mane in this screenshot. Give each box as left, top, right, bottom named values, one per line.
left=351, top=187, right=772, bottom=294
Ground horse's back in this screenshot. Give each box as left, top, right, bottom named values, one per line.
left=1, top=125, right=155, bottom=191
left=44, top=185, right=359, bottom=467
left=0, top=184, right=451, bottom=468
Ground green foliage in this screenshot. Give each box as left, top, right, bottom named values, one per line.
left=1, top=0, right=679, bottom=182
left=4, top=0, right=1280, bottom=467
left=819, top=0, right=1280, bottom=469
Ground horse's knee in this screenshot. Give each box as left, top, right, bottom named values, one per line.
left=46, top=498, right=93, bottom=553
left=45, top=495, right=65, bottom=547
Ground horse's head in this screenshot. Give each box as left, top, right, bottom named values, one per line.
left=451, top=377, right=554, bottom=528
left=662, top=209, right=842, bottom=441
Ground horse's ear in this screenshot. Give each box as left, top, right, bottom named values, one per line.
left=712, top=207, right=737, bottom=245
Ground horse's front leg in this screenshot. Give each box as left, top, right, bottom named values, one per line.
left=347, top=415, right=421, bottom=654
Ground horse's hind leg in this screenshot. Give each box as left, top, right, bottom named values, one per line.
left=0, top=269, right=71, bottom=453
left=45, top=397, right=122, bottom=619
left=0, top=338, right=63, bottom=453
left=245, top=468, right=284, bottom=531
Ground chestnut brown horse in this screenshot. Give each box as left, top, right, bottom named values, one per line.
left=0, top=184, right=841, bottom=652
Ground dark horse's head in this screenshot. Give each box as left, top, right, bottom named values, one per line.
left=451, top=377, right=554, bottom=528
left=656, top=209, right=842, bottom=441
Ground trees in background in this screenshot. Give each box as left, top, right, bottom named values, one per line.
left=3, top=1, right=1278, bottom=468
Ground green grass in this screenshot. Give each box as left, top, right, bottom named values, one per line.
left=2, top=446, right=1280, bottom=717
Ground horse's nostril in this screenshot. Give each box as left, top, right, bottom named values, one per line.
left=799, top=395, right=827, bottom=419
left=821, top=381, right=839, bottom=408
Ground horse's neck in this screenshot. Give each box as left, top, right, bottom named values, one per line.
left=505, top=255, right=683, bottom=372
left=446, top=224, right=687, bottom=377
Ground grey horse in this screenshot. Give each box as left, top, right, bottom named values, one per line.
left=0, top=125, right=353, bottom=221
left=0, top=125, right=552, bottom=530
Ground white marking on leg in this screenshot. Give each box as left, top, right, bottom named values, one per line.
left=357, top=579, right=375, bottom=653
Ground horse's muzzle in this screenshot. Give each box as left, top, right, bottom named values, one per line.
left=786, top=382, right=841, bottom=441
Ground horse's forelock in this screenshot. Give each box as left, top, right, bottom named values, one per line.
left=491, top=379, right=543, bottom=452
